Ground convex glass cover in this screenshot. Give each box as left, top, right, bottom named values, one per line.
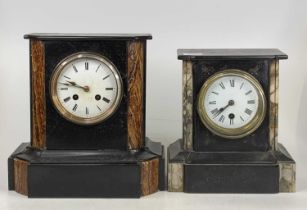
left=50, top=52, right=123, bottom=125
left=197, top=69, right=266, bottom=139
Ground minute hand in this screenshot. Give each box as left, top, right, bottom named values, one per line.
left=66, top=81, right=90, bottom=92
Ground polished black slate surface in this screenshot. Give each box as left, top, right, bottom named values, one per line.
left=28, top=164, right=141, bottom=198
left=184, top=164, right=279, bottom=193
left=187, top=151, right=277, bottom=164
left=25, top=33, right=152, bottom=40
left=168, top=139, right=278, bottom=164
left=43, top=40, right=129, bottom=150
left=178, top=49, right=288, bottom=60
left=8, top=138, right=165, bottom=197
left=192, top=59, right=270, bottom=152
left=9, top=139, right=163, bottom=164
left=168, top=139, right=295, bottom=193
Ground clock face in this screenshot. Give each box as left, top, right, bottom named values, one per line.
left=50, top=52, right=123, bottom=125
left=197, top=69, right=266, bottom=139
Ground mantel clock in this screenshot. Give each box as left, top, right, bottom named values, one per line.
left=168, top=49, right=296, bottom=193
left=8, top=33, right=164, bottom=198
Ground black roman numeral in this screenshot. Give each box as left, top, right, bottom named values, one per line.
left=86, top=107, right=89, bottom=115
left=105, top=87, right=114, bottom=91
left=245, top=108, right=252, bottom=115
left=219, top=82, right=225, bottom=89
left=60, top=88, right=68, bottom=90
left=230, top=79, right=235, bottom=87
left=245, top=90, right=252, bottom=95
left=103, top=75, right=110, bottom=80
left=219, top=115, right=225, bottom=123
left=209, top=101, right=216, bottom=105
left=97, top=105, right=101, bottom=111
left=63, top=97, right=71, bottom=102
left=72, top=104, right=78, bottom=111
left=230, top=118, right=234, bottom=125
left=247, top=100, right=255, bottom=104
left=72, top=64, right=78, bottom=73
left=85, top=61, right=89, bottom=70
left=212, top=91, right=219, bottom=95
left=102, top=97, right=110, bottom=103
left=95, top=64, right=101, bottom=72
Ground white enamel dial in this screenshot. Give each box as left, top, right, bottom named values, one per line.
left=205, top=75, right=258, bottom=128
left=197, top=69, right=266, bottom=139
left=51, top=53, right=123, bottom=125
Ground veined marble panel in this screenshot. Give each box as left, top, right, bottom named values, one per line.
left=269, top=59, right=279, bottom=150
left=182, top=61, right=193, bottom=151
left=168, top=163, right=184, bottom=192
left=279, top=162, right=296, bottom=192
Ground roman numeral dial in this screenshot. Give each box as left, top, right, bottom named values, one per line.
left=51, top=53, right=123, bottom=125
left=197, top=69, right=266, bottom=139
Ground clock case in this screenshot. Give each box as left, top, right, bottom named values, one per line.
left=168, top=49, right=295, bottom=193
left=8, top=34, right=165, bottom=198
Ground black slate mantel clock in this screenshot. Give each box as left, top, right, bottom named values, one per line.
left=8, top=33, right=164, bottom=198
left=168, top=49, right=296, bottom=193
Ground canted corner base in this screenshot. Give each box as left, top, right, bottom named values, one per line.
left=167, top=139, right=295, bottom=193
left=277, top=143, right=296, bottom=192
left=8, top=138, right=165, bottom=198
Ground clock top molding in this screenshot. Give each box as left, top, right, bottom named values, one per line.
left=178, top=48, right=288, bottom=60
left=24, top=33, right=152, bottom=41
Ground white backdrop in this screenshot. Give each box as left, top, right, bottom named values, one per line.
left=0, top=0, right=307, bottom=209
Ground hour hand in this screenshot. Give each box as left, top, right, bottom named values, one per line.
left=213, top=109, right=222, bottom=118
left=213, top=100, right=235, bottom=118
left=66, top=80, right=76, bottom=86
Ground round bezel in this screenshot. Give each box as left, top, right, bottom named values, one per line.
left=197, top=69, right=266, bottom=139
left=50, top=52, right=123, bottom=125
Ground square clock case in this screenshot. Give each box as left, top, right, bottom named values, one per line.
left=168, top=49, right=296, bottom=193
left=8, top=33, right=165, bottom=198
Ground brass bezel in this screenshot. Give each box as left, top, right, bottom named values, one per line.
left=197, top=69, right=266, bottom=139
left=50, top=52, right=123, bottom=125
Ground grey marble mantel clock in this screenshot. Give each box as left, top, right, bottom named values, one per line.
left=168, top=49, right=296, bottom=193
